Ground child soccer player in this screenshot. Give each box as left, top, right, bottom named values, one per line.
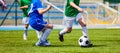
left=20, top=0, right=40, bottom=40
left=59, top=0, right=92, bottom=46
left=28, top=0, right=53, bottom=46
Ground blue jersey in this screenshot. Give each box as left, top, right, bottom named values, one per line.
left=29, top=0, right=47, bottom=31
left=29, top=0, right=43, bottom=15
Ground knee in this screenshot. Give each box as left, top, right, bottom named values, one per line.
left=66, top=29, right=72, bottom=33
left=82, top=24, right=86, bottom=27
left=49, top=24, right=53, bottom=29
left=67, top=31, right=71, bottom=33
left=51, top=25, right=53, bottom=29
left=80, top=22, right=86, bottom=27
left=25, top=25, right=27, bottom=28
left=78, top=19, right=87, bottom=27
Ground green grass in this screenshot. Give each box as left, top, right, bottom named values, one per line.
left=0, top=29, right=120, bottom=53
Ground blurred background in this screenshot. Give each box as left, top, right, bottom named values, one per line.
left=0, top=0, right=120, bottom=30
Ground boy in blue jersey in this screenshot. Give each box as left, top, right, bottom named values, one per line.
left=29, top=0, right=53, bottom=46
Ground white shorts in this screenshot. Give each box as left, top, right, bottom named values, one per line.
left=63, top=13, right=83, bottom=28
left=22, top=17, right=29, bottom=24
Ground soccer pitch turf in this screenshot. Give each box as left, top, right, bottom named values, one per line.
left=0, top=29, right=120, bottom=53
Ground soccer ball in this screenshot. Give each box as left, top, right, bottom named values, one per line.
left=78, top=36, right=91, bottom=47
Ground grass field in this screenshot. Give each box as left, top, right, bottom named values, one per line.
left=0, top=29, right=120, bottom=53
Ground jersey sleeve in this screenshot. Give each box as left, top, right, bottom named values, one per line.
left=25, top=0, right=31, bottom=5
left=69, top=0, right=74, bottom=2
left=28, top=0, right=43, bottom=14
left=36, top=0, right=43, bottom=10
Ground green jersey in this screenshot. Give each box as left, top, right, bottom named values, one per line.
left=20, top=0, right=31, bottom=17
left=65, top=0, right=80, bottom=17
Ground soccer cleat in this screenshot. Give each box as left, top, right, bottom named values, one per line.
left=23, top=34, right=27, bottom=40
left=36, top=40, right=51, bottom=46
left=59, top=34, right=64, bottom=42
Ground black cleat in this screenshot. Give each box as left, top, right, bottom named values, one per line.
left=59, top=34, right=64, bottom=42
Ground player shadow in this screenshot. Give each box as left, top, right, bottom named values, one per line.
left=32, top=44, right=78, bottom=47
left=49, top=44, right=107, bottom=48
left=33, top=44, right=106, bottom=48
left=90, top=44, right=107, bottom=48
left=50, top=45, right=106, bottom=48
left=49, top=45, right=79, bottom=47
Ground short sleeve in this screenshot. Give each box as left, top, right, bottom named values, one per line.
left=69, top=0, right=74, bottom=2
left=28, top=0, right=43, bottom=14
left=36, top=0, right=43, bottom=10
left=26, top=0, right=31, bottom=5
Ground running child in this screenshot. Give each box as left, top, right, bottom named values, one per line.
left=59, top=0, right=92, bottom=46
left=28, top=0, right=53, bottom=46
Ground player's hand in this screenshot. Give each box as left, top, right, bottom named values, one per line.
left=47, top=5, right=52, bottom=9
left=20, top=7, right=23, bottom=10
left=77, top=8, right=83, bottom=13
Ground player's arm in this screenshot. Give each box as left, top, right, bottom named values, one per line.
left=70, top=2, right=83, bottom=12
left=38, top=5, right=51, bottom=14
left=20, top=5, right=29, bottom=9
left=19, top=0, right=29, bottom=10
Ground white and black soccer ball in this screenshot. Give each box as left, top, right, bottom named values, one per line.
left=78, top=36, right=91, bottom=47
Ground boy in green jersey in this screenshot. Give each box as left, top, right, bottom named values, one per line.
left=20, top=0, right=40, bottom=40
left=59, top=0, right=92, bottom=46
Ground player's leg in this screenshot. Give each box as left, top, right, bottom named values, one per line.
left=35, top=30, right=41, bottom=39
left=40, top=24, right=53, bottom=42
left=59, top=16, right=75, bottom=42
left=76, top=13, right=92, bottom=46
left=22, top=17, right=29, bottom=40
left=36, top=23, right=53, bottom=46
left=76, top=13, right=88, bottom=36
left=23, top=24, right=29, bottom=40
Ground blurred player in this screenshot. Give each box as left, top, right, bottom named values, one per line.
left=59, top=0, right=92, bottom=45
left=20, top=0, right=40, bottom=40
left=28, top=0, right=53, bottom=46
left=0, top=0, right=7, bottom=10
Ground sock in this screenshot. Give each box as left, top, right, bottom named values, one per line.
left=36, top=30, right=41, bottom=39
left=82, top=27, right=88, bottom=36
left=40, top=29, right=52, bottom=42
left=24, top=28, right=28, bottom=36
left=59, top=28, right=67, bottom=35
